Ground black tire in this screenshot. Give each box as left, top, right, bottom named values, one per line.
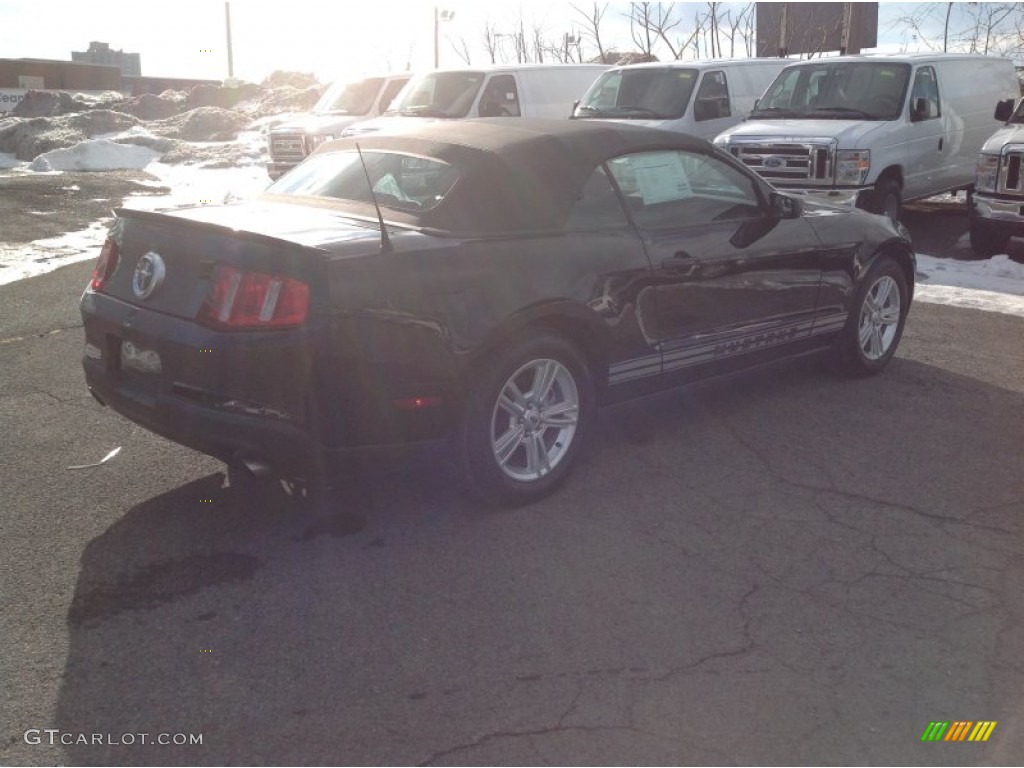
left=865, top=178, right=902, bottom=222
left=835, top=255, right=909, bottom=377
left=969, top=220, right=1008, bottom=259
left=458, top=332, right=595, bottom=507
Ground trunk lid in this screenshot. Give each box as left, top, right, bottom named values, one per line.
left=101, top=200, right=382, bottom=321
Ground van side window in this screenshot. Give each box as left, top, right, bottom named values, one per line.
left=378, top=78, right=409, bottom=113
left=479, top=75, right=521, bottom=117
left=911, top=66, right=940, bottom=120
left=694, top=71, right=731, bottom=121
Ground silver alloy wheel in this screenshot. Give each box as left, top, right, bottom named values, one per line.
left=858, top=275, right=901, bottom=360
left=490, top=358, right=580, bottom=482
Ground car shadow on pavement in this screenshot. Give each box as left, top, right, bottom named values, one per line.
left=51, top=355, right=1024, bottom=765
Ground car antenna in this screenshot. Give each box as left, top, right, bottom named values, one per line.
left=355, top=143, right=393, bottom=254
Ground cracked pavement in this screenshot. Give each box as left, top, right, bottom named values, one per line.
left=1, top=258, right=1023, bottom=766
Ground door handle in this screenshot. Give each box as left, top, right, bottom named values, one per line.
left=661, top=251, right=698, bottom=270
left=938, top=137, right=943, bottom=151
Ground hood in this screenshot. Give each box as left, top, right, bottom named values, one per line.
left=716, top=119, right=886, bottom=147
left=341, top=115, right=443, bottom=138
left=981, top=123, right=1024, bottom=154
left=160, top=199, right=386, bottom=251
left=270, top=113, right=366, bottom=136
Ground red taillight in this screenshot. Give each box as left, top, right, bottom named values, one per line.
left=89, top=237, right=120, bottom=292
left=199, top=265, right=309, bottom=330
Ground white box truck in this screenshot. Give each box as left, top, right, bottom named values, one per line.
left=571, top=58, right=788, bottom=140
left=342, top=64, right=609, bottom=138
left=714, top=54, right=1019, bottom=220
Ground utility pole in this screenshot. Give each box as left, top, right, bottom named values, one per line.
left=434, top=7, right=455, bottom=68
left=225, top=1, right=234, bottom=79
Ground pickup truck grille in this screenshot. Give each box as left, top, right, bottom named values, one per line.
left=999, top=152, right=1023, bottom=194
left=726, top=141, right=834, bottom=185
left=269, top=132, right=306, bottom=162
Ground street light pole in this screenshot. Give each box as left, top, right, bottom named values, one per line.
left=434, top=7, right=454, bottom=69
left=225, top=1, right=234, bottom=79
left=434, top=6, right=439, bottom=68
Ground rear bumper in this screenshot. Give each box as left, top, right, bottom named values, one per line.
left=80, top=290, right=458, bottom=476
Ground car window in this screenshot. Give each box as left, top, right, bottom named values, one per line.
left=606, top=150, right=762, bottom=229
left=565, top=166, right=629, bottom=230
left=268, top=150, right=460, bottom=212
left=378, top=78, right=409, bottom=113
left=694, top=70, right=731, bottom=122
left=911, top=66, right=940, bottom=119
left=479, top=75, right=520, bottom=117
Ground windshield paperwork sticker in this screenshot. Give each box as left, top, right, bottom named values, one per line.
left=631, top=152, right=693, bottom=204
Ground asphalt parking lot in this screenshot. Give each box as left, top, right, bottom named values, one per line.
left=2, top=199, right=1023, bottom=765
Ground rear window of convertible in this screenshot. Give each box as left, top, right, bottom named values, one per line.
left=268, top=150, right=461, bottom=213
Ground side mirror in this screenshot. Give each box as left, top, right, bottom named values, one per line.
left=752, top=98, right=759, bottom=110
left=479, top=101, right=501, bottom=117
left=911, top=97, right=929, bottom=121
left=995, top=98, right=1015, bottom=122
left=771, top=191, right=803, bottom=219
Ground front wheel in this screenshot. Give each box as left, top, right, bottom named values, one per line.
left=459, top=333, right=595, bottom=507
left=969, top=220, right=1009, bottom=259
left=865, top=178, right=902, bottom=222
left=835, top=256, right=909, bottom=376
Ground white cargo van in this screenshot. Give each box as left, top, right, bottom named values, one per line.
left=571, top=58, right=788, bottom=140
left=342, top=64, right=609, bottom=137
left=969, top=98, right=1024, bottom=256
left=714, top=54, right=1019, bottom=219
left=266, top=73, right=411, bottom=179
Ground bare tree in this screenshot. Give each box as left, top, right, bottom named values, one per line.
left=448, top=36, right=472, bottom=65
left=572, top=3, right=608, bottom=62
left=482, top=22, right=502, bottom=64
left=625, top=2, right=658, bottom=58
left=722, top=3, right=754, bottom=58
left=892, top=3, right=1024, bottom=59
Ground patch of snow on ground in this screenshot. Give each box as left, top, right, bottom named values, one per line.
left=915, top=253, right=1024, bottom=317
left=0, top=161, right=272, bottom=287
left=29, top=139, right=161, bottom=172
left=0, top=221, right=110, bottom=286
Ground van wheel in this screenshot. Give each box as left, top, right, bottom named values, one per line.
left=458, top=333, right=595, bottom=507
left=866, top=178, right=902, bottom=221
left=969, top=220, right=1008, bottom=259
left=835, top=255, right=908, bottom=376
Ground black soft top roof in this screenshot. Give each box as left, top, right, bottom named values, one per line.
left=306, top=118, right=714, bottom=232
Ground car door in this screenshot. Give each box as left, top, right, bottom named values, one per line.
left=605, top=148, right=824, bottom=378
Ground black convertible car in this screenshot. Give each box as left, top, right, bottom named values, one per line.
left=81, top=119, right=914, bottom=506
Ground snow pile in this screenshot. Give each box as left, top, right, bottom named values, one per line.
left=915, top=253, right=1024, bottom=317
left=29, top=139, right=161, bottom=172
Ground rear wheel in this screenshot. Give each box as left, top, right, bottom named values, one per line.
left=459, top=333, right=595, bottom=507
left=835, top=256, right=909, bottom=376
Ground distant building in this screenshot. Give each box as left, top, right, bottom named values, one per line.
left=72, top=41, right=141, bottom=78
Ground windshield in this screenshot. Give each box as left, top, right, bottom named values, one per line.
left=268, top=150, right=460, bottom=213
left=574, top=68, right=698, bottom=120
left=752, top=62, right=911, bottom=121
left=384, top=71, right=485, bottom=118
left=313, top=77, right=385, bottom=116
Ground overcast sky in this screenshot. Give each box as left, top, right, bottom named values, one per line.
left=0, top=2, right=972, bottom=84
